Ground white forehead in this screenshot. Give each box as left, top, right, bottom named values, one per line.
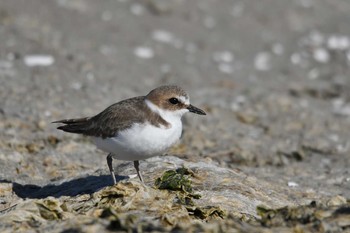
left=178, top=95, right=190, bottom=105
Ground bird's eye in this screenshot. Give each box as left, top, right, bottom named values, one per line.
left=169, top=98, right=179, bottom=105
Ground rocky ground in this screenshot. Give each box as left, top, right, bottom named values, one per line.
left=1, top=0, right=350, bottom=232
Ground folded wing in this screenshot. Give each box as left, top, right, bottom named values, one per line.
left=53, top=97, right=146, bottom=138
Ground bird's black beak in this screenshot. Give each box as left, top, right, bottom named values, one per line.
left=187, top=104, right=206, bottom=115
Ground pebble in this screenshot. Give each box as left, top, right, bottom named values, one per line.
left=254, top=52, right=271, bottom=71
left=287, top=181, right=299, bottom=187
left=24, top=55, right=55, bottom=67
left=213, top=51, right=234, bottom=63
left=152, top=30, right=174, bottom=44
left=38, top=120, right=47, bottom=130
left=332, top=98, right=350, bottom=116
left=130, top=3, right=144, bottom=15
left=272, top=43, right=284, bottom=55
left=327, top=195, right=347, bottom=207
left=134, top=47, right=154, bottom=59
left=327, top=35, right=350, bottom=51
left=70, top=81, right=82, bottom=90
left=313, top=48, right=330, bottom=63
left=308, top=30, right=324, bottom=46
left=290, top=53, right=302, bottom=65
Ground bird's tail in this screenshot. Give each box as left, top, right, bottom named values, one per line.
left=52, top=117, right=91, bottom=134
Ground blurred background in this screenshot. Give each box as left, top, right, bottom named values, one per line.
left=1, top=0, right=350, bottom=228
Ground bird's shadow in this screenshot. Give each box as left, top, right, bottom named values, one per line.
left=9, top=175, right=128, bottom=199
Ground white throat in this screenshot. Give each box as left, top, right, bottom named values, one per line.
left=145, top=99, right=188, bottom=125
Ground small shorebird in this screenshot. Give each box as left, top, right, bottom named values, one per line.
left=53, top=85, right=206, bottom=184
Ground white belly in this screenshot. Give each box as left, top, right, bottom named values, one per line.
left=93, top=122, right=182, bottom=161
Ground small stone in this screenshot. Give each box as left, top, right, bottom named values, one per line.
left=130, top=3, right=144, bottom=15
left=313, top=48, right=330, bottom=63
left=308, top=68, right=320, bottom=80
left=327, top=35, right=350, bottom=50
left=47, top=135, right=60, bottom=146
left=152, top=30, right=174, bottom=44
left=332, top=98, right=350, bottom=116
left=213, top=51, right=234, bottom=63
left=24, top=55, right=55, bottom=67
left=327, top=195, right=347, bottom=207
left=287, top=181, right=299, bottom=187
left=70, top=81, right=82, bottom=90
left=0, top=183, right=13, bottom=196
left=272, top=43, right=284, bottom=55
left=290, top=53, right=302, bottom=65
left=236, top=112, right=257, bottom=124
left=44, top=111, right=52, bottom=117
left=308, top=30, right=324, bottom=46
left=254, top=52, right=272, bottom=71
left=37, top=120, right=47, bottom=130
left=26, top=143, right=41, bottom=153
left=134, top=47, right=154, bottom=59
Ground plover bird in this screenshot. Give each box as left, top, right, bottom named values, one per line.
left=53, top=85, right=206, bottom=184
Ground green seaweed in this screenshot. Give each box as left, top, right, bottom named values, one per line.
left=187, top=206, right=226, bottom=220
left=36, top=199, right=64, bottom=220
left=155, top=167, right=225, bottom=221
left=154, top=167, right=194, bottom=193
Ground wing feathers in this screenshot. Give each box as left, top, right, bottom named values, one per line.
left=52, top=97, right=147, bottom=138
left=53, top=96, right=169, bottom=138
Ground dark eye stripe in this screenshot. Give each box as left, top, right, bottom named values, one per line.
left=169, top=98, right=179, bottom=105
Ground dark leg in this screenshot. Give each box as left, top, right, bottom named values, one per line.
left=107, top=153, right=117, bottom=185
left=133, top=160, right=144, bottom=183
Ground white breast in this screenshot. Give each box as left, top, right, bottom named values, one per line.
left=93, top=100, right=188, bottom=161
left=94, top=121, right=182, bottom=161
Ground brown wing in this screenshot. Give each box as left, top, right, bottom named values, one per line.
left=53, top=96, right=148, bottom=138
